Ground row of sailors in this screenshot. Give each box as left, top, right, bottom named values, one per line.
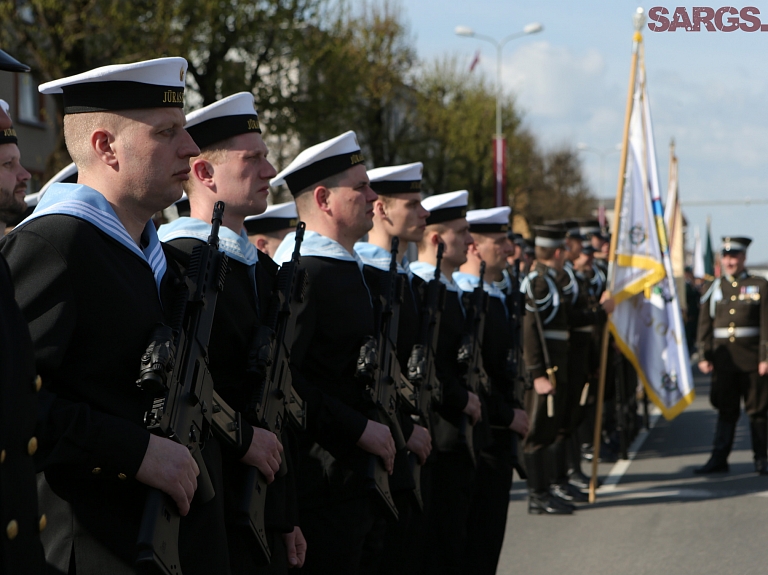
left=0, top=54, right=613, bottom=575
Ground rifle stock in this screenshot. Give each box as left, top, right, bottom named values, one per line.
left=457, top=262, right=490, bottom=467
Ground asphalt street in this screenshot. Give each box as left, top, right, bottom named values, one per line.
left=497, top=369, right=768, bottom=575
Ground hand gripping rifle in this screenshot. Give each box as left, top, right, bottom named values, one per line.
left=456, top=261, right=490, bottom=467
left=355, top=236, right=407, bottom=520
left=135, top=202, right=229, bottom=575
left=211, top=222, right=309, bottom=563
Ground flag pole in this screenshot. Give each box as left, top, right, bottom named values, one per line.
left=589, top=7, right=646, bottom=504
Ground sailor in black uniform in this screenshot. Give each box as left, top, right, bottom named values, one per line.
left=456, top=206, right=528, bottom=575
left=354, top=162, right=432, bottom=575
left=270, top=131, right=396, bottom=574
left=158, top=92, right=304, bottom=572
left=410, top=190, right=483, bottom=575
left=0, top=58, right=233, bottom=574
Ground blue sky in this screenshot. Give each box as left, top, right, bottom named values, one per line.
left=390, top=1, right=768, bottom=263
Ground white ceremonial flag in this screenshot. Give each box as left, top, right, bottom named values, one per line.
left=693, top=227, right=704, bottom=279
left=609, top=60, right=695, bottom=420
left=664, top=145, right=686, bottom=313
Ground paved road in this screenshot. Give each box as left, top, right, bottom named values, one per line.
left=497, top=370, right=768, bottom=575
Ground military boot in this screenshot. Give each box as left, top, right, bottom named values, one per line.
left=549, top=441, right=586, bottom=505
left=525, top=452, right=572, bottom=515
left=694, top=419, right=735, bottom=474
left=750, top=417, right=768, bottom=475
left=568, top=433, right=591, bottom=489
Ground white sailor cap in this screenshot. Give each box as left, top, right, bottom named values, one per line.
left=423, top=190, right=468, bottom=225
left=39, top=57, right=188, bottom=115
left=721, top=236, right=752, bottom=253
left=271, top=130, right=365, bottom=195
left=367, top=162, right=423, bottom=195
left=0, top=100, right=16, bottom=145
left=186, top=92, right=261, bottom=150
left=467, top=206, right=511, bottom=234
left=244, top=202, right=299, bottom=235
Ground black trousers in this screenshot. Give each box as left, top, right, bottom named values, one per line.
left=711, top=368, right=768, bottom=421
left=462, top=449, right=513, bottom=575
left=299, top=494, right=377, bottom=575
left=424, top=450, right=475, bottom=575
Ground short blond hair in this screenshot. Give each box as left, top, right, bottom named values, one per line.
left=63, top=112, right=126, bottom=168
left=417, top=223, right=447, bottom=251
left=182, top=142, right=231, bottom=194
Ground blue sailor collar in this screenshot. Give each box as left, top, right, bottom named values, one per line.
left=18, top=183, right=167, bottom=292
left=410, top=261, right=460, bottom=293
left=274, top=230, right=365, bottom=270
left=453, top=271, right=506, bottom=301
left=354, top=241, right=411, bottom=278
left=274, top=229, right=371, bottom=304
left=157, top=216, right=258, bottom=266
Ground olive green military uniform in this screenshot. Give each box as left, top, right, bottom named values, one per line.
left=697, top=270, right=768, bottom=468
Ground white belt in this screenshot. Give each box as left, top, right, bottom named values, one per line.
left=543, top=330, right=569, bottom=341
left=573, top=326, right=593, bottom=334
left=714, top=327, right=760, bottom=339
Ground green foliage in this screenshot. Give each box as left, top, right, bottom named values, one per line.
left=0, top=0, right=594, bottom=225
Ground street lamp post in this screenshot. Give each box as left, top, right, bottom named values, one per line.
left=456, top=22, right=543, bottom=207
left=576, top=143, right=622, bottom=198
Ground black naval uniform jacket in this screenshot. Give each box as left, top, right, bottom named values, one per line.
left=361, top=264, right=417, bottom=494
left=0, top=215, right=229, bottom=573
left=410, top=275, right=469, bottom=451
left=287, top=256, right=378, bottom=505
left=697, top=270, right=768, bottom=373
left=0, top=254, right=48, bottom=574
left=164, top=240, right=298, bottom=559
left=479, top=289, right=519, bottom=461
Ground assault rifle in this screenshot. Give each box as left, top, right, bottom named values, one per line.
left=213, top=222, right=309, bottom=563
left=135, top=202, right=229, bottom=575
left=456, top=261, right=490, bottom=467
left=403, top=242, right=446, bottom=508
left=355, top=236, right=407, bottom=520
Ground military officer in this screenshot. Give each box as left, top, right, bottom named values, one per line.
left=696, top=236, right=768, bottom=475
left=455, top=206, right=528, bottom=574
left=0, top=58, right=243, bottom=574
left=157, top=92, right=305, bottom=572
left=520, top=225, right=573, bottom=515
left=244, top=201, right=299, bottom=258
left=0, top=49, right=51, bottom=575
left=270, top=131, right=396, bottom=574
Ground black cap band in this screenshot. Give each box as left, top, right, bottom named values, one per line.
left=285, top=151, right=365, bottom=195
left=469, top=223, right=510, bottom=234
left=61, top=81, right=185, bottom=114
left=244, top=217, right=299, bottom=235
left=370, top=180, right=421, bottom=195
left=187, top=114, right=261, bottom=149
left=426, top=206, right=467, bottom=225
left=0, top=127, right=18, bottom=145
